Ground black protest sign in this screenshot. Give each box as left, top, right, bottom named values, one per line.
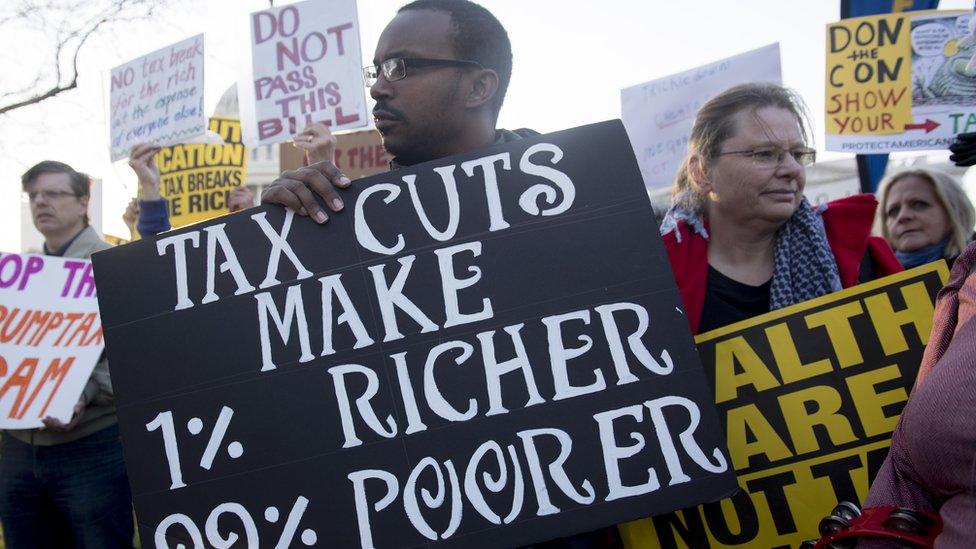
left=619, top=262, right=947, bottom=548
left=93, top=120, right=736, bottom=548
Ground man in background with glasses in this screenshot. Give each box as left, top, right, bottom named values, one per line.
left=262, top=0, right=537, bottom=222
left=0, top=161, right=133, bottom=547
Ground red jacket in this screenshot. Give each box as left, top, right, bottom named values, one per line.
left=663, top=194, right=903, bottom=334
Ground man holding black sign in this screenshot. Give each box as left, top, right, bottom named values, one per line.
left=92, top=1, right=736, bottom=546
left=262, top=3, right=627, bottom=546
left=262, top=0, right=536, bottom=217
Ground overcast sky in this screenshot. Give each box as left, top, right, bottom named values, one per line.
left=2, top=0, right=972, bottom=250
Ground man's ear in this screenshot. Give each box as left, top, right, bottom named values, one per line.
left=688, top=155, right=712, bottom=195
left=464, top=68, right=499, bottom=110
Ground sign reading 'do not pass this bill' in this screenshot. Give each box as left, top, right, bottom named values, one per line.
left=620, top=262, right=947, bottom=548
left=110, top=34, right=206, bottom=161
left=92, top=120, right=736, bottom=547
left=0, top=253, right=105, bottom=429
left=248, top=0, right=368, bottom=146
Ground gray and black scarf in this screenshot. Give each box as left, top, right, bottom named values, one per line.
left=660, top=198, right=842, bottom=309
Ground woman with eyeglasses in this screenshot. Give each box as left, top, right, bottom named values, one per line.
left=660, top=82, right=902, bottom=335
left=875, top=168, right=976, bottom=270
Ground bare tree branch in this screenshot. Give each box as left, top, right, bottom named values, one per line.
left=0, top=0, right=166, bottom=115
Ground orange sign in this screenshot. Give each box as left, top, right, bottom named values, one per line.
left=279, top=129, right=392, bottom=180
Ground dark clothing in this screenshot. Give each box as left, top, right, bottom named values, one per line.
left=664, top=194, right=903, bottom=334
left=41, top=226, right=86, bottom=257
left=136, top=198, right=170, bottom=238
left=698, top=267, right=771, bottom=333
left=0, top=425, right=133, bottom=548
left=495, top=127, right=540, bottom=143
left=390, top=127, right=540, bottom=169
left=864, top=241, right=976, bottom=547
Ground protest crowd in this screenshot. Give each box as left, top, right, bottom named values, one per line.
left=2, top=0, right=976, bottom=548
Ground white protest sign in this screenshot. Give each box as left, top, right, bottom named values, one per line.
left=621, top=44, right=782, bottom=190
left=0, top=253, right=104, bottom=429
left=245, top=0, right=368, bottom=146
left=109, top=34, right=206, bottom=162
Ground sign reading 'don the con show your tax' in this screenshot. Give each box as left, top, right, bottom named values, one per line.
left=245, top=0, right=368, bottom=146
left=825, top=9, right=976, bottom=153
left=92, top=120, right=737, bottom=548
left=0, top=253, right=105, bottom=429
left=620, top=262, right=947, bottom=548
left=110, top=34, right=206, bottom=162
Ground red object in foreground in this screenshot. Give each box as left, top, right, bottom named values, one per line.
left=802, top=504, right=943, bottom=548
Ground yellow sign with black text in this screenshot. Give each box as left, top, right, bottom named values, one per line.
left=620, top=262, right=948, bottom=548
left=154, top=118, right=248, bottom=228
left=826, top=13, right=913, bottom=136
left=209, top=116, right=243, bottom=144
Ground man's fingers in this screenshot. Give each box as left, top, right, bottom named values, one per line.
left=262, top=183, right=304, bottom=213
left=262, top=182, right=328, bottom=224
left=264, top=160, right=350, bottom=223
left=286, top=163, right=349, bottom=203
left=290, top=182, right=329, bottom=223
left=308, top=160, right=351, bottom=188
left=287, top=167, right=344, bottom=212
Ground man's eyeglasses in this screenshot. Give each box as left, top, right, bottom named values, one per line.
left=363, top=57, right=484, bottom=87
left=26, top=190, right=79, bottom=202
left=716, top=146, right=817, bottom=167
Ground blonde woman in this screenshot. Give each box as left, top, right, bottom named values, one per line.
left=877, top=168, right=976, bottom=269
left=661, top=83, right=902, bottom=334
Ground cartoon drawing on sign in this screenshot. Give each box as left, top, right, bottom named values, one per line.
left=911, top=12, right=976, bottom=104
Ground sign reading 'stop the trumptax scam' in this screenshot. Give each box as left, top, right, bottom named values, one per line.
left=0, top=253, right=105, bottom=429
left=619, top=262, right=947, bottom=548
left=92, top=120, right=737, bottom=548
